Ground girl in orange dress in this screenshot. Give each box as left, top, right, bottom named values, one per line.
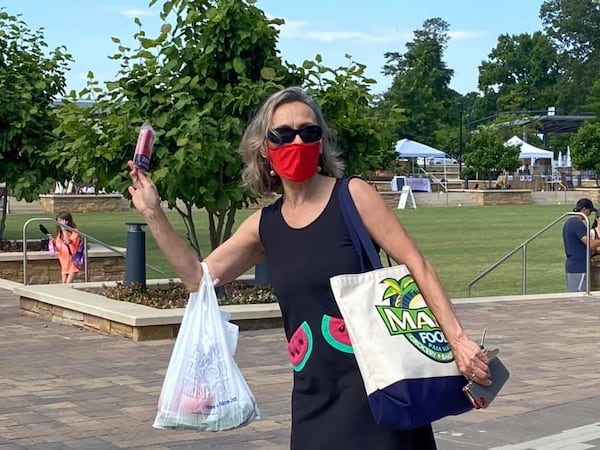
left=48, top=211, right=81, bottom=283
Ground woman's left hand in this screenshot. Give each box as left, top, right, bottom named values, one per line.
left=127, top=160, right=162, bottom=216
left=451, top=337, right=491, bottom=386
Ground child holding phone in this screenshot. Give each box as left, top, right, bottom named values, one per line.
left=45, top=211, right=81, bottom=283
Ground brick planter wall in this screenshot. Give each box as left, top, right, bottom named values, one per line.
left=468, top=189, right=532, bottom=206
left=0, top=248, right=125, bottom=284
left=39, top=194, right=124, bottom=213
left=19, top=298, right=181, bottom=341
left=379, top=192, right=401, bottom=209
left=15, top=282, right=283, bottom=341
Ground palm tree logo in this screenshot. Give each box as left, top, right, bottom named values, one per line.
left=381, top=275, right=425, bottom=309
left=379, top=274, right=453, bottom=362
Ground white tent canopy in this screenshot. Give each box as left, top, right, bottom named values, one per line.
left=505, top=136, right=554, bottom=159
left=395, top=139, right=451, bottom=183
left=395, top=138, right=447, bottom=158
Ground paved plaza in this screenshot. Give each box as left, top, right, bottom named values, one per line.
left=2, top=286, right=600, bottom=449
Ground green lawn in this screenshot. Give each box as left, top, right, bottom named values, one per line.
left=4, top=204, right=572, bottom=298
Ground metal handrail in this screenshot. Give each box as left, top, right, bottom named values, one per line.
left=430, top=175, right=449, bottom=193
left=22, top=218, right=167, bottom=285
left=418, top=167, right=449, bottom=193
left=544, top=176, right=568, bottom=200
left=467, top=212, right=591, bottom=297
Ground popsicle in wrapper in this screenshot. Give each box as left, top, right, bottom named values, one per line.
left=133, top=123, right=155, bottom=171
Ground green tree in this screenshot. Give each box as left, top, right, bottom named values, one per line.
left=379, top=18, right=458, bottom=149
left=293, top=55, right=403, bottom=177
left=464, top=126, right=520, bottom=186
left=49, top=80, right=124, bottom=194
left=570, top=122, right=600, bottom=180
left=540, top=0, right=600, bottom=112
left=48, top=0, right=290, bottom=257
left=585, top=79, right=600, bottom=115
left=477, top=32, right=560, bottom=116
left=0, top=10, right=72, bottom=239
left=564, top=78, right=600, bottom=174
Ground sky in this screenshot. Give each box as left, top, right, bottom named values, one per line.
left=4, top=0, right=546, bottom=96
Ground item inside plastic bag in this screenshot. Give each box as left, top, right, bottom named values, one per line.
left=153, top=262, right=260, bottom=431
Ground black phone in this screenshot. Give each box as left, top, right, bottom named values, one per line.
left=39, top=224, right=50, bottom=235
left=463, top=351, right=510, bottom=409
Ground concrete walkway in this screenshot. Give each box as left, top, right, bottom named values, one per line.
left=2, top=287, right=600, bottom=449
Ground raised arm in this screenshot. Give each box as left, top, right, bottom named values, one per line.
left=128, top=162, right=265, bottom=292
left=347, top=177, right=491, bottom=385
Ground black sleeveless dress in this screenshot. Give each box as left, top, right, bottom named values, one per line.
left=259, top=178, right=436, bottom=450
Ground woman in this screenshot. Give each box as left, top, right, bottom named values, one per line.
left=128, top=87, right=490, bottom=449
left=589, top=216, right=600, bottom=256
left=48, top=211, right=81, bottom=283
left=591, top=217, right=600, bottom=241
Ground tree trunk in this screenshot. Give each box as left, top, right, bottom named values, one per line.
left=223, top=205, right=237, bottom=242
left=174, top=201, right=202, bottom=259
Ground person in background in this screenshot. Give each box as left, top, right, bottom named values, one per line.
left=591, top=216, right=600, bottom=240
left=562, top=199, right=600, bottom=292
left=518, top=164, right=531, bottom=175
left=127, top=86, right=490, bottom=450
left=589, top=215, right=600, bottom=256
left=45, top=211, right=81, bottom=283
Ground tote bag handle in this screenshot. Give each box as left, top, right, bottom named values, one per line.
left=338, top=177, right=383, bottom=271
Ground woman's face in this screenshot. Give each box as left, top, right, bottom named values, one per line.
left=268, top=101, right=317, bottom=147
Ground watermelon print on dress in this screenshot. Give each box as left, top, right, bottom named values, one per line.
left=321, top=315, right=353, bottom=353
left=287, top=321, right=313, bottom=372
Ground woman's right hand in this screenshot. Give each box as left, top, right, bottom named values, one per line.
left=127, top=160, right=162, bottom=215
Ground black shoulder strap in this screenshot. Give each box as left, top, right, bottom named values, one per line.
left=338, top=177, right=383, bottom=271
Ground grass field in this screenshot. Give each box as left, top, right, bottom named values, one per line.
left=3, top=204, right=575, bottom=298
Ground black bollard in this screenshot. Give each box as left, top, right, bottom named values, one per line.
left=255, top=258, right=272, bottom=287
left=125, top=222, right=147, bottom=290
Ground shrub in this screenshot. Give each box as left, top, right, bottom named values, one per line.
left=95, top=280, right=277, bottom=309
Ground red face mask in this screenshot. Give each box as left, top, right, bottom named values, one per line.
left=268, top=141, right=321, bottom=182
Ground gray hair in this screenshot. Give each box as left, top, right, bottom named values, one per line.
left=240, top=86, right=344, bottom=195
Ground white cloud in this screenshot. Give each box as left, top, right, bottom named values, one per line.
left=276, top=18, right=486, bottom=45
left=119, top=8, right=156, bottom=19
left=305, top=30, right=405, bottom=44
left=277, top=18, right=409, bottom=44
left=100, top=5, right=157, bottom=19
left=449, top=30, right=487, bottom=41
left=72, top=72, right=90, bottom=81
left=278, top=19, right=310, bottom=37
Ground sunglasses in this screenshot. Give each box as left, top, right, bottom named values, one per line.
left=267, top=125, right=323, bottom=145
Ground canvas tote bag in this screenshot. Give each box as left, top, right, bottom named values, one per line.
left=329, top=178, right=472, bottom=431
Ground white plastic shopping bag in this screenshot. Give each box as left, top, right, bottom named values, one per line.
left=153, top=262, right=260, bottom=431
